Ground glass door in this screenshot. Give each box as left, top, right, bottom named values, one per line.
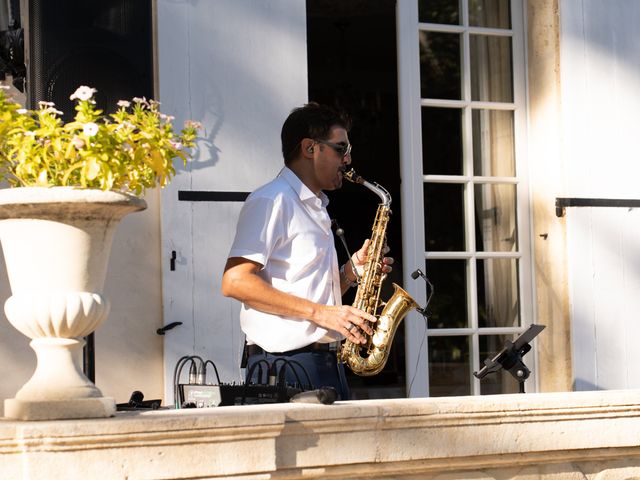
left=398, top=0, right=533, bottom=397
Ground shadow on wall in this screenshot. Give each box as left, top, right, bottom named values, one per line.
left=0, top=246, right=36, bottom=416
left=173, top=74, right=223, bottom=175
left=275, top=417, right=319, bottom=471
left=573, top=379, right=603, bottom=391
left=167, top=0, right=307, bottom=181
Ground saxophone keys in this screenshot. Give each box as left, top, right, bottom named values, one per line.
left=371, top=331, right=388, bottom=348
left=377, top=314, right=392, bottom=331
left=371, top=316, right=391, bottom=348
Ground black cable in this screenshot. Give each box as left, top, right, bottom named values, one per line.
left=242, top=359, right=272, bottom=405
left=172, top=355, right=206, bottom=408
left=407, top=310, right=428, bottom=398
left=408, top=270, right=435, bottom=397
left=203, top=359, right=221, bottom=384
left=271, top=358, right=306, bottom=389
left=244, top=359, right=271, bottom=384
left=173, top=357, right=194, bottom=408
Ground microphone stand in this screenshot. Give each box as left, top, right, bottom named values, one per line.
left=332, top=220, right=361, bottom=283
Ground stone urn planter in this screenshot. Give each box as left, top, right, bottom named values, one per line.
left=0, top=187, right=146, bottom=420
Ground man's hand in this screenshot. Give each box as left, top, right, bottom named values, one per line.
left=344, top=239, right=394, bottom=283
left=311, top=305, right=377, bottom=345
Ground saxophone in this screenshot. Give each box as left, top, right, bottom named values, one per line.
left=338, top=169, right=419, bottom=376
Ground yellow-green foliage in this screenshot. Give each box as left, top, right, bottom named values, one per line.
left=0, top=85, right=200, bottom=195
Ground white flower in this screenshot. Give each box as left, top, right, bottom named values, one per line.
left=71, top=136, right=85, bottom=149
left=44, top=107, right=64, bottom=116
left=117, top=100, right=130, bottom=108
left=83, top=122, right=99, bottom=137
left=70, top=86, right=97, bottom=101
left=16, top=108, right=28, bottom=114
left=38, top=101, right=55, bottom=107
left=0, top=85, right=9, bottom=90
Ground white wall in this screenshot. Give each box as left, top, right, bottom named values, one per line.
left=157, top=0, right=308, bottom=401
left=560, top=0, right=640, bottom=390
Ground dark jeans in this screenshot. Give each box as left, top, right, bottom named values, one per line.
left=246, top=350, right=350, bottom=400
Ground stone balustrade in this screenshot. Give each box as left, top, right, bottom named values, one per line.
left=2, top=389, right=640, bottom=479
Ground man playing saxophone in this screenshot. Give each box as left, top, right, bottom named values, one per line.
left=221, top=102, right=393, bottom=399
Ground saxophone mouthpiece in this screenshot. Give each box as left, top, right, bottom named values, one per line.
left=343, top=168, right=364, bottom=184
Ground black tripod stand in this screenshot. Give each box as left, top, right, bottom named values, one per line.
left=473, top=324, right=545, bottom=393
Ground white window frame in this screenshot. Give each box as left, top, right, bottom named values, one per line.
left=397, top=0, right=535, bottom=397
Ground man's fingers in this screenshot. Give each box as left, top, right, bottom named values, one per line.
left=344, top=322, right=371, bottom=344
left=353, top=239, right=371, bottom=265
left=349, top=306, right=376, bottom=324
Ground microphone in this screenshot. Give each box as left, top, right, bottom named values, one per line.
left=410, top=269, right=434, bottom=315
left=289, top=387, right=337, bottom=405
left=411, top=269, right=426, bottom=280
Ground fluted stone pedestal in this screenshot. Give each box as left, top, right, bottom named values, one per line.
left=0, top=187, right=146, bottom=420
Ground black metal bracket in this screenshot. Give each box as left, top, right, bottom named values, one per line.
left=170, top=250, right=176, bottom=271
left=178, top=191, right=249, bottom=202
left=556, top=197, right=640, bottom=217
left=82, top=332, right=95, bottom=382
left=474, top=324, right=545, bottom=393
left=157, top=321, right=183, bottom=335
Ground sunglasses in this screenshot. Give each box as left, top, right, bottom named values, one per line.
left=315, top=139, right=352, bottom=158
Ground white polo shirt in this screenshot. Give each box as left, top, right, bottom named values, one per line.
left=227, top=167, right=343, bottom=352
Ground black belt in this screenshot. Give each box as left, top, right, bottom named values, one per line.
left=245, top=342, right=332, bottom=358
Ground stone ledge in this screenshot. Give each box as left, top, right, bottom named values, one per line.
left=1, top=389, right=640, bottom=479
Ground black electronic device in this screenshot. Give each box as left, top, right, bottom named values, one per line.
left=0, top=0, right=25, bottom=90
left=116, top=390, right=162, bottom=411
left=173, top=355, right=323, bottom=408
left=24, top=0, right=153, bottom=118
left=474, top=324, right=546, bottom=393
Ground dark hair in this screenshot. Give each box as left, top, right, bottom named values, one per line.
left=281, top=102, right=351, bottom=165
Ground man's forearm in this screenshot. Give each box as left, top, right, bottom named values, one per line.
left=222, top=267, right=320, bottom=321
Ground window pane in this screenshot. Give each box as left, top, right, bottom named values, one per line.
left=419, top=0, right=460, bottom=25
left=425, top=183, right=465, bottom=251
left=425, top=259, right=468, bottom=329
left=468, top=0, right=511, bottom=29
left=477, top=258, right=520, bottom=328
left=472, top=109, right=515, bottom=177
left=478, top=334, right=522, bottom=394
left=474, top=183, right=517, bottom=252
left=420, top=31, right=461, bottom=100
left=429, top=335, right=470, bottom=396
left=470, top=34, right=513, bottom=102
left=422, top=107, right=463, bottom=175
